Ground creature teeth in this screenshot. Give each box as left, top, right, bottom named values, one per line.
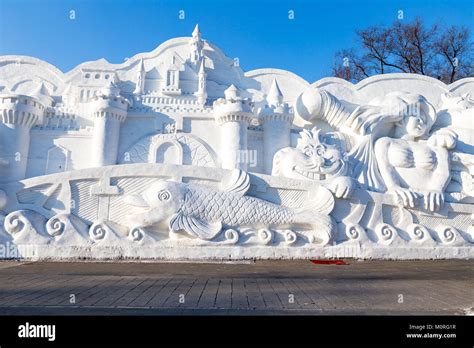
left=294, top=167, right=305, bottom=177
left=294, top=166, right=321, bottom=180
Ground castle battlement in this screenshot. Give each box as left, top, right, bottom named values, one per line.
left=0, top=94, right=46, bottom=127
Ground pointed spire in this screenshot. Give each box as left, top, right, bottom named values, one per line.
left=189, top=24, right=204, bottom=64
left=133, top=59, right=146, bottom=95
left=32, top=82, right=53, bottom=106
left=33, top=82, right=50, bottom=97
left=192, top=24, right=201, bottom=38
left=266, top=79, right=283, bottom=106
left=224, top=84, right=239, bottom=100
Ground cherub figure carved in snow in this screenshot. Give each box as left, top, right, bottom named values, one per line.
left=272, top=127, right=355, bottom=199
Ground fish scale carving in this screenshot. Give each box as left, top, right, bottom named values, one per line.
left=182, top=187, right=295, bottom=226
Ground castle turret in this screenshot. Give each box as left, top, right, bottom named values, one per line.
left=32, top=82, right=54, bottom=108
left=0, top=92, right=46, bottom=182
left=196, top=57, right=207, bottom=105
left=214, top=85, right=253, bottom=170
left=133, top=58, right=146, bottom=95
left=259, top=79, right=294, bottom=174
left=89, top=78, right=129, bottom=167
left=189, top=24, right=204, bottom=65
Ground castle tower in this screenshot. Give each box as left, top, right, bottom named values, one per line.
left=0, top=91, right=47, bottom=182
left=133, top=58, right=146, bottom=95
left=189, top=24, right=204, bottom=65
left=89, top=78, right=129, bottom=167
left=213, top=85, right=253, bottom=170
left=259, top=79, right=294, bottom=174
left=196, top=57, right=207, bottom=105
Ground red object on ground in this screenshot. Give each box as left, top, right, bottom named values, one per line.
left=310, top=259, right=347, bottom=265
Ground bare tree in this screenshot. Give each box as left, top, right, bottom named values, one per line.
left=391, top=18, right=438, bottom=75
left=434, top=25, right=473, bottom=83
left=358, top=26, right=404, bottom=74
left=332, top=49, right=369, bottom=82
left=333, top=18, right=473, bottom=84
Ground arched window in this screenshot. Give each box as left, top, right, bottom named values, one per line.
left=45, top=146, right=69, bottom=174
left=150, top=140, right=183, bottom=165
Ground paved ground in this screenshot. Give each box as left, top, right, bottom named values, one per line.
left=0, top=259, right=472, bottom=315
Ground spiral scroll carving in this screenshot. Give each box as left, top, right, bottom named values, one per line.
left=128, top=227, right=145, bottom=242
left=283, top=230, right=297, bottom=245
left=4, top=211, right=26, bottom=235
left=89, top=222, right=107, bottom=241
left=224, top=229, right=239, bottom=244
left=3, top=210, right=49, bottom=244
left=46, top=216, right=66, bottom=237
left=345, top=223, right=365, bottom=241
left=436, top=225, right=457, bottom=244
left=407, top=224, right=429, bottom=242
left=257, top=228, right=273, bottom=245
left=375, top=223, right=396, bottom=244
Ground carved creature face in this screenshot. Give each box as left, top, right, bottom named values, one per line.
left=124, top=181, right=185, bottom=227
left=291, top=128, right=346, bottom=180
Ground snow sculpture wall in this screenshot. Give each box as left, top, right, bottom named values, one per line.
left=0, top=25, right=472, bottom=260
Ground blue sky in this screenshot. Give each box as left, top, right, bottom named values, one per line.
left=0, top=0, right=472, bottom=82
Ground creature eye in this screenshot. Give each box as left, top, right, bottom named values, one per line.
left=315, top=145, right=325, bottom=156
left=157, top=190, right=171, bottom=201
left=304, top=147, right=315, bottom=157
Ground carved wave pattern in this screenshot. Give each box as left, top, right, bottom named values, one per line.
left=1, top=208, right=472, bottom=257
left=340, top=221, right=471, bottom=247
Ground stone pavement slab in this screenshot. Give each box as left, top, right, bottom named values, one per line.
left=0, top=260, right=472, bottom=315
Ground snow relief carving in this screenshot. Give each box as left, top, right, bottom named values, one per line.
left=124, top=169, right=334, bottom=244
left=273, top=127, right=355, bottom=199
left=0, top=25, right=472, bottom=260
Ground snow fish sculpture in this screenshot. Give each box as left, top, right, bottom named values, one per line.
left=124, top=170, right=335, bottom=244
